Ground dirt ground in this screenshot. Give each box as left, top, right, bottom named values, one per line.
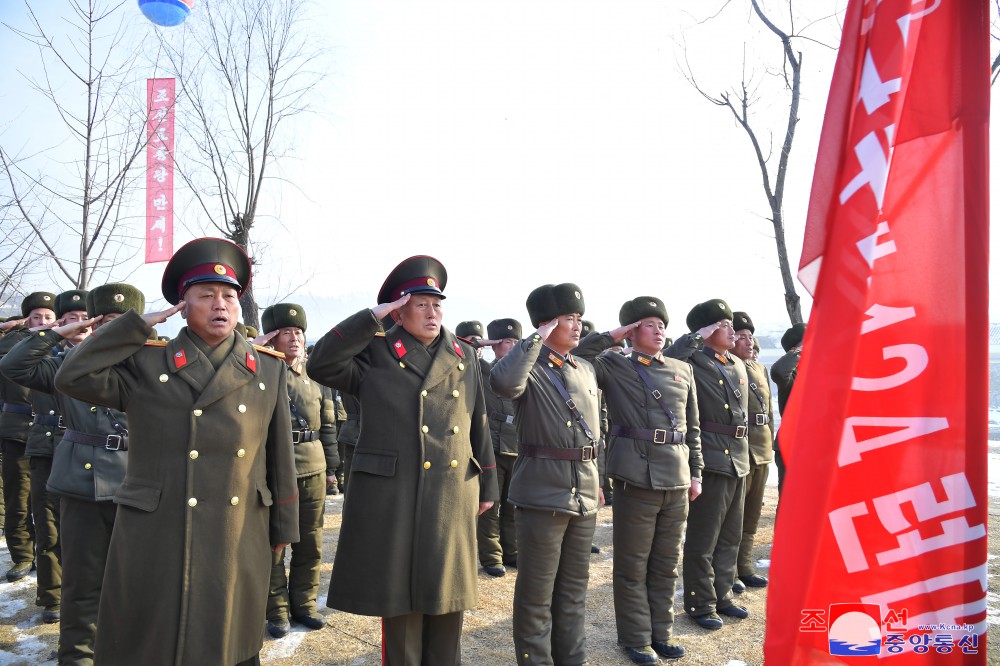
left=1, top=481, right=997, bottom=665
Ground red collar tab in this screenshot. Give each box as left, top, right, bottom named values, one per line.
left=675, top=374, right=683, bottom=382
left=393, top=339, right=407, bottom=359
left=452, top=339, right=464, bottom=358
left=246, top=352, right=257, bottom=372
left=173, top=349, right=188, bottom=369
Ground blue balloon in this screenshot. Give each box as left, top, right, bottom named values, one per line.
left=138, top=0, right=192, bottom=27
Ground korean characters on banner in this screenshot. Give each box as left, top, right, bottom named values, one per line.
left=146, top=78, right=175, bottom=263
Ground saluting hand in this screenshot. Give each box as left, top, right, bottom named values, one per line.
left=534, top=318, right=559, bottom=342
left=696, top=321, right=722, bottom=340
left=142, top=302, right=185, bottom=327
left=51, top=316, right=102, bottom=339
left=252, top=329, right=279, bottom=347
left=607, top=321, right=640, bottom=344
left=370, top=293, right=410, bottom=322
left=0, top=318, right=26, bottom=332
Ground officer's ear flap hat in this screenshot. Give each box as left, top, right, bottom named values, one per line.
left=262, top=303, right=307, bottom=334
left=455, top=321, right=483, bottom=339
left=526, top=283, right=585, bottom=328
left=87, top=283, right=145, bottom=317
left=619, top=296, right=668, bottom=327
left=581, top=320, right=595, bottom=336
left=21, top=292, right=57, bottom=318
left=56, top=290, right=89, bottom=318
left=161, top=237, right=252, bottom=306
left=487, top=318, right=522, bottom=340
left=781, top=322, right=807, bottom=351
left=685, top=298, right=734, bottom=333
left=732, top=311, right=754, bottom=334
left=244, top=325, right=258, bottom=339
left=377, top=255, right=447, bottom=305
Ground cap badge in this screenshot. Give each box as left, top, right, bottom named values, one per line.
left=72, top=295, right=81, bottom=301
left=718, top=303, right=725, bottom=309
left=43, top=295, right=51, bottom=301
left=574, top=291, right=581, bottom=299
left=214, top=264, right=227, bottom=275
left=648, top=301, right=656, bottom=307
left=114, top=294, right=125, bottom=302
left=289, top=309, right=297, bottom=316
left=506, top=325, right=513, bottom=330
left=427, top=278, right=436, bottom=287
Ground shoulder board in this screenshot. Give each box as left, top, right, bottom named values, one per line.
left=253, top=344, right=285, bottom=359
left=374, top=331, right=386, bottom=337
left=144, top=340, right=168, bottom=347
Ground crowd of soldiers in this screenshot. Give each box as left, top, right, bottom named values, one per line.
left=0, top=245, right=805, bottom=666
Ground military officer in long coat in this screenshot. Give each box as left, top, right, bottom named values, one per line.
left=490, top=283, right=603, bottom=666
left=771, top=322, right=805, bottom=496
left=2, top=284, right=138, bottom=665
left=53, top=238, right=299, bottom=666
left=307, top=255, right=497, bottom=665
left=0, top=291, right=57, bottom=581
left=574, top=296, right=702, bottom=664
left=260, top=303, right=329, bottom=637
left=665, top=299, right=751, bottom=630
left=730, top=312, right=773, bottom=592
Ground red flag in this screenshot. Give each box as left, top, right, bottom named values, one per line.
left=146, top=78, right=176, bottom=263
left=766, top=1, right=989, bottom=663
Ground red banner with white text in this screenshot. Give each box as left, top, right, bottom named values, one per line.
left=145, top=78, right=175, bottom=263
left=765, top=1, right=989, bottom=664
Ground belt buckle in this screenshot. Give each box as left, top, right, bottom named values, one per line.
left=58, top=415, right=65, bottom=429
left=653, top=429, right=667, bottom=445
left=292, top=431, right=302, bottom=444
left=755, top=413, right=767, bottom=426
left=506, top=415, right=514, bottom=424
left=581, top=445, right=594, bottom=461
left=105, top=434, right=123, bottom=451
left=734, top=425, right=747, bottom=439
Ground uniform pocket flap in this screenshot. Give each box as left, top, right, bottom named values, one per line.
left=257, top=485, right=274, bottom=506
left=353, top=449, right=397, bottom=477
left=468, top=457, right=483, bottom=475
left=114, top=479, right=162, bottom=512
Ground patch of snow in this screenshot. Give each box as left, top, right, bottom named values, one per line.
left=756, top=559, right=771, bottom=570
left=263, top=630, right=306, bottom=659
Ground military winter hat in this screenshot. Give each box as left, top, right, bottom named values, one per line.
left=161, top=237, right=252, bottom=305
left=56, top=290, right=89, bottom=318
left=685, top=298, right=734, bottom=333
left=619, top=296, right=668, bottom=327
left=21, top=292, right=57, bottom=318
left=455, top=321, right=484, bottom=339
left=732, top=311, right=755, bottom=333
left=377, top=255, right=447, bottom=304
left=87, top=283, right=145, bottom=317
left=244, top=325, right=258, bottom=339
left=581, top=320, right=595, bottom=336
left=234, top=322, right=247, bottom=338
left=262, top=303, right=307, bottom=334
left=526, top=283, right=585, bottom=328
left=487, top=318, right=522, bottom=340
left=781, top=322, right=807, bottom=351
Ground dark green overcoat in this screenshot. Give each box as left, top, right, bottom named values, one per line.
left=307, top=309, right=499, bottom=617
left=54, top=311, right=299, bottom=666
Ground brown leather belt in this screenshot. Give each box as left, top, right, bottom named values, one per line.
left=520, top=444, right=594, bottom=461
left=700, top=422, right=747, bottom=439
left=610, top=425, right=684, bottom=445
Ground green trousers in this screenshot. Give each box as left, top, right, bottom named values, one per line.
left=382, top=611, right=463, bottom=665
left=737, top=462, right=769, bottom=577
left=267, top=472, right=325, bottom=621
left=2, top=439, right=34, bottom=564
left=476, top=454, right=517, bottom=568
left=682, top=472, right=745, bottom=617
left=29, top=455, right=61, bottom=609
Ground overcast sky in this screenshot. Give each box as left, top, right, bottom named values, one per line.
left=1, top=1, right=995, bottom=341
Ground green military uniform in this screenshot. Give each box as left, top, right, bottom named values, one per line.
left=319, top=383, right=341, bottom=493
left=770, top=323, right=805, bottom=496
left=575, top=296, right=703, bottom=656
left=54, top=239, right=300, bottom=666
left=262, top=303, right=329, bottom=630
left=307, top=255, right=498, bottom=666
left=336, top=390, right=360, bottom=492
left=665, top=300, right=750, bottom=623
left=490, top=283, right=602, bottom=666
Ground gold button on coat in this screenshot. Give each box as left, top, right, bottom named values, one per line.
left=724, top=449, right=730, bottom=455
left=159, top=374, right=168, bottom=383
left=571, top=487, right=577, bottom=493
left=423, top=461, right=431, bottom=469
left=452, top=390, right=460, bottom=398
left=399, top=362, right=406, bottom=368
left=90, top=406, right=97, bottom=413
left=450, top=460, right=458, bottom=468
left=421, top=390, right=427, bottom=397
left=259, top=382, right=266, bottom=390
left=189, top=450, right=199, bottom=459
left=566, top=421, right=572, bottom=428
left=84, top=463, right=92, bottom=470
left=193, top=409, right=203, bottom=416
left=45, top=432, right=51, bottom=437
left=724, top=404, right=729, bottom=409
left=452, top=426, right=460, bottom=434
left=188, top=498, right=198, bottom=507
left=719, top=379, right=724, bottom=385
left=230, top=497, right=239, bottom=506
left=49, top=410, right=55, bottom=415
left=458, top=362, right=464, bottom=370
left=421, top=425, right=429, bottom=434
left=238, top=404, right=247, bottom=413
left=237, top=449, right=246, bottom=458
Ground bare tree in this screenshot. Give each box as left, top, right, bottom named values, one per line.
left=0, top=0, right=148, bottom=289
left=681, top=0, right=839, bottom=325
left=156, top=0, right=324, bottom=327
left=992, top=0, right=1000, bottom=84
left=0, top=199, right=44, bottom=312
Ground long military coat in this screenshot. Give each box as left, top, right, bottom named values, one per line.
left=54, top=311, right=299, bottom=666
left=307, top=309, right=499, bottom=617
left=665, top=334, right=750, bottom=478
left=0, top=332, right=128, bottom=500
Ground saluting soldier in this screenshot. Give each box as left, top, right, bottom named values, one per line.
left=475, top=318, right=523, bottom=578
left=260, top=303, right=329, bottom=638
left=0, top=291, right=57, bottom=581
left=771, top=322, right=806, bottom=496
left=455, top=320, right=485, bottom=358
left=664, top=298, right=750, bottom=630
left=490, top=283, right=603, bottom=666
left=575, top=296, right=701, bottom=663
left=2, top=284, right=137, bottom=665
left=54, top=238, right=299, bottom=666
left=307, top=255, right=498, bottom=665
left=730, top=312, right=773, bottom=593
